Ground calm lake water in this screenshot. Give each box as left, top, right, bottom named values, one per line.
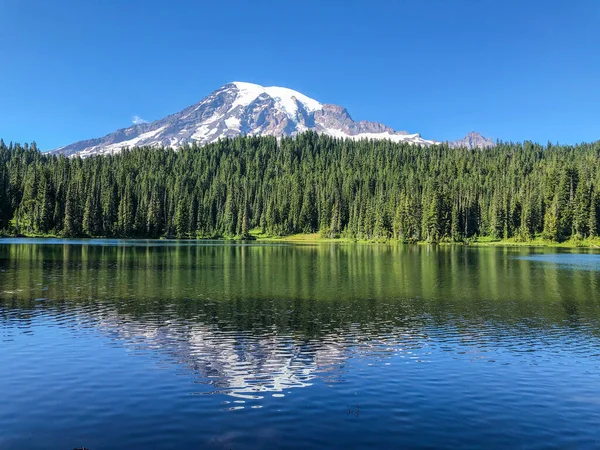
left=1, top=239, right=600, bottom=449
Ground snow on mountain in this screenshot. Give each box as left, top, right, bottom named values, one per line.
left=231, top=81, right=322, bottom=115
left=49, top=82, right=491, bottom=157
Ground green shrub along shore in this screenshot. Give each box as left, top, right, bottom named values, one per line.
left=1, top=132, right=600, bottom=247
left=249, top=231, right=600, bottom=248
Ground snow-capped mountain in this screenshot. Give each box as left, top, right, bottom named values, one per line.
left=50, top=82, right=491, bottom=156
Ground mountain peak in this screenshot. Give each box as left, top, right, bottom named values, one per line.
left=50, top=82, right=493, bottom=157
left=449, top=131, right=495, bottom=149
left=228, top=81, right=323, bottom=116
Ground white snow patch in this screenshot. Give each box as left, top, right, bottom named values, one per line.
left=321, top=128, right=437, bottom=145
left=82, top=126, right=168, bottom=155
left=191, top=125, right=211, bottom=141
left=231, top=82, right=322, bottom=119
left=225, top=116, right=241, bottom=130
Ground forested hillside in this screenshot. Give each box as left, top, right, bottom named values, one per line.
left=1, top=132, right=599, bottom=243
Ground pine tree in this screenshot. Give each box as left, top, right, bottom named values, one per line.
left=146, top=191, right=162, bottom=237
left=174, top=197, right=190, bottom=238
left=63, top=182, right=82, bottom=237
left=543, top=196, right=559, bottom=241
left=117, top=189, right=135, bottom=237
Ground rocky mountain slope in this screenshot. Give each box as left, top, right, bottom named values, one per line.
left=448, top=131, right=495, bottom=149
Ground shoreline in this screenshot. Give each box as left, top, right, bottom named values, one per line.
left=3, top=232, right=600, bottom=249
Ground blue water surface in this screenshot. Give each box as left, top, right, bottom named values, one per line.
left=1, top=240, right=599, bottom=449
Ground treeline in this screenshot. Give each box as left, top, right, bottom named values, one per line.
left=1, top=132, right=599, bottom=242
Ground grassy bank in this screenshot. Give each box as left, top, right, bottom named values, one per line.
left=465, top=236, right=600, bottom=249
left=250, top=230, right=354, bottom=243
left=250, top=229, right=600, bottom=248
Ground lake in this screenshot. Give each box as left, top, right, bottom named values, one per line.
left=1, top=239, right=600, bottom=449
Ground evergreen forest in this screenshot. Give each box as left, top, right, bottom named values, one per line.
left=1, top=132, right=599, bottom=243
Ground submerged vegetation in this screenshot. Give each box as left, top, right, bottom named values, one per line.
left=1, top=132, right=600, bottom=245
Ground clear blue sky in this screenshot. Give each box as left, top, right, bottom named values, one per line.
left=1, top=0, right=599, bottom=150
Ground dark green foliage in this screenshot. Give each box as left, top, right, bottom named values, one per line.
left=1, top=133, right=600, bottom=242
